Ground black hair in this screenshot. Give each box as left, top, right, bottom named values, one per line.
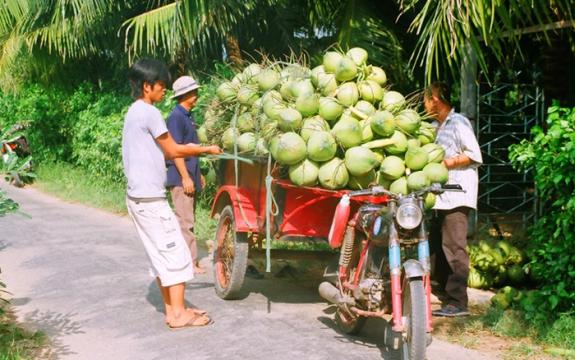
left=424, top=81, right=452, bottom=106
left=128, top=58, right=171, bottom=99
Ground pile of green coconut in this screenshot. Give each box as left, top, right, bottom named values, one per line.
left=198, top=47, right=449, bottom=202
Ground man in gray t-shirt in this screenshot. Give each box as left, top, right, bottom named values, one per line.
left=122, top=58, right=221, bottom=330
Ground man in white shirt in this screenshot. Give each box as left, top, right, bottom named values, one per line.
left=423, top=82, right=483, bottom=317
left=123, top=58, right=222, bottom=329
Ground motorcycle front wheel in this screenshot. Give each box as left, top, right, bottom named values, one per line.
left=392, top=278, right=427, bottom=360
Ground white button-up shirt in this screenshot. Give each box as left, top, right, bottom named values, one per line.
left=432, top=109, right=482, bottom=210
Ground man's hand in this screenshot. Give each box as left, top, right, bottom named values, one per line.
left=182, top=177, right=195, bottom=195
left=205, top=145, right=223, bottom=155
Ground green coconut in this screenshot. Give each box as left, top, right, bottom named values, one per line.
left=358, top=80, right=384, bottom=103
left=311, top=65, right=326, bottom=87
left=344, top=146, right=380, bottom=176
left=336, top=82, right=359, bottom=107
left=370, top=110, right=395, bottom=137
left=390, top=177, right=408, bottom=195
left=323, top=51, right=343, bottom=73
left=280, top=80, right=295, bottom=100
left=407, top=171, right=430, bottom=191
left=380, top=155, right=405, bottom=180
left=222, top=128, right=240, bottom=151
left=289, top=159, right=319, bottom=186
left=301, top=116, right=330, bottom=142
left=296, top=93, right=320, bottom=117
left=335, top=57, right=358, bottom=82
left=423, top=163, right=449, bottom=184
left=348, top=169, right=376, bottom=190
left=385, top=131, right=408, bottom=155
left=407, top=138, right=421, bottom=149
left=255, top=138, right=269, bottom=155
left=353, top=100, right=376, bottom=118
left=262, top=92, right=285, bottom=121
left=231, top=73, right=245, bottom=86
left=237, top=86, right=259, bottom=106
left=257, top=69, right=280, bottom=91
left=270, top=132, right=307, bottom=165
left=331, top=116, right=363, bottom=149
left=404, top=147, right=429, bottom=171
left=418, top=134, right=432, bottom=145
left=319, top=97, right=344, bottom=122
left=421, top=143, right=445, bottom=163
left=395, top=109, right=421, bottom=135
left=367, top=66, right=387, bottom=86
left=359, top=119, right=374, bottom=142
left=216, top=82, right=237, bottom=102
left=237, top=112, right=255, bottom=132
left=346, top=47, right=368, bottom=66
left=307, top=131, right=337, bottom=162
left=377, top=173, right=393, bottom=189
left=382, top=91, right=406, bottom=113
left=318, top=157, right=349, bottom=190
left=243, top=63, right=262, bottom=81
left=277, top=108, right=303, bottom=132
left=238, top=132, right=257, bottom=152
left=291, top=79, right=315, bottom=99
left=372, top=148, right=385, bottom=164
left=197, top=126, right=208, bottom=143
left=424, top=192, right=436, bottom=209
left=317, top=73, right=338, bottom=96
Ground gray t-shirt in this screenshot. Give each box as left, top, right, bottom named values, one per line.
left=122, top=99, right=168, bottom=198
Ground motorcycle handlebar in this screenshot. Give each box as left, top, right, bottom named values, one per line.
left=347, top=183, right=465, bottom=199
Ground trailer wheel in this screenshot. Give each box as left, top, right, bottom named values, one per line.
left=213, top=205, right=249, bottom=300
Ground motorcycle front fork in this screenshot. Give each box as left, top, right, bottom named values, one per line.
left=389, top=221, right=433, bottom=333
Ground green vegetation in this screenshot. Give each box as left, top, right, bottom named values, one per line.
left=0, top=310, right=47, bottom=360
left=510, top=104, right=575, bottom=316
left=435, top=306, right=575, bottom=358
left=35, top=162, right=127, bottom=214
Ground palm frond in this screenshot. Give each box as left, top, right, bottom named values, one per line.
left=399, top=0, right=575, bottom=83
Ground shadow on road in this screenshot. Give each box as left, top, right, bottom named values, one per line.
left=145, top=280, right=215, bottom=317
left=24, top=309, right=84, bottom=359
left=317, top=309, right=400, bottom=359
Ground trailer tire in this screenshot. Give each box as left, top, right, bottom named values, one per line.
left=213, top=205, right=249, bottom=300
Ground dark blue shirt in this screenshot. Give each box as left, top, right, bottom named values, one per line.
left=166, top=104, right=202, bottom=191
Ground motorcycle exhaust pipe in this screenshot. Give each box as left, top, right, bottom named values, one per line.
left=319, top=281, right=343, bottom=304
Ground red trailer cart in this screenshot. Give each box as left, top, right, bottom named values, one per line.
left=210, top=157, right=387, bottom=299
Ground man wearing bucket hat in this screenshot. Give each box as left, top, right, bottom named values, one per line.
left=166, top=75, right=206, bottom=275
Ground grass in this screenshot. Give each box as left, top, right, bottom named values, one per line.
left=433, top=304, right=575, bottom=359
left=35, top=162, right=127, bottom=214
left=0, top=309, right=47, bottom=360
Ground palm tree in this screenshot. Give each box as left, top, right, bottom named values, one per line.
left=398, top=0, right=575, bottom=83
left=120, top=0, right=411, bottom=86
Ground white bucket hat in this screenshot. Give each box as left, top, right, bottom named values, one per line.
left=171, top=75, right=200, bottom=99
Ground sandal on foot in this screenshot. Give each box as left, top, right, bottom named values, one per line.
left=168, top=314, right=213, bottom=330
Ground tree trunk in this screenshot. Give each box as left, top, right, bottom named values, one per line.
left=225, top=34, right=243, bottom=69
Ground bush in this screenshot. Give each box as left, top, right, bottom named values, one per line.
left=509, top=103, right=575, bottom=316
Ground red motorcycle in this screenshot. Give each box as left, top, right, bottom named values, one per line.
left=319, top=183, right=462, bottom=360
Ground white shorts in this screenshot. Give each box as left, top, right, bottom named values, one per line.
left=126, top=197, right=194, bottom=286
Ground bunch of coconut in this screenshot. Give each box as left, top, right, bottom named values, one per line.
left=199, top=47, right=449, bottom=199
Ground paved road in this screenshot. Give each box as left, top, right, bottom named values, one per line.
left=0, top=183, right=493, bottom=360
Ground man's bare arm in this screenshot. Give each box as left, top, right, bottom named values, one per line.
left=155, top=132, right=221, bottom=159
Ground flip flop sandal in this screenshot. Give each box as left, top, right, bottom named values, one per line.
left=168, top=314, right=213, bottom=330
left=165, top=309, right=208, bottom=324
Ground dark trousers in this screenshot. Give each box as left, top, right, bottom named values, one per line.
left=430, top=207, right=470, bottom=309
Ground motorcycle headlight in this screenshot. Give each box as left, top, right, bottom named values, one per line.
left=396, top=203, right=423, bottom=230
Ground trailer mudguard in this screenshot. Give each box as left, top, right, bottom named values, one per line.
left=211, top=185, right=260, bottom=233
